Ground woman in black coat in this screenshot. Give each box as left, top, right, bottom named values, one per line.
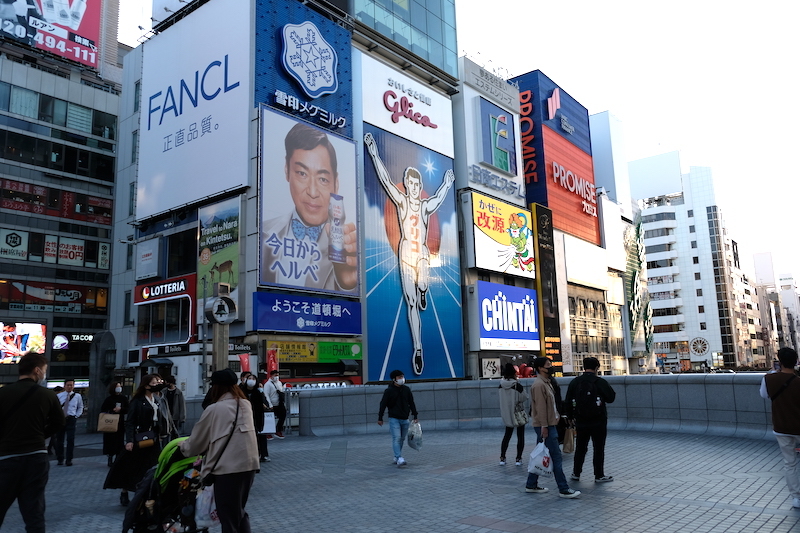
left=104, top=374, right=168, bottom=506
left=240, top=372, right=269, bottom=462
left=100, top=380, right=129, bottom=467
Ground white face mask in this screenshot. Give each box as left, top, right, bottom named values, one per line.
left=115, top=387, right=122, bottom=394
left=246, top=379, right=256, bottom=388
left=271, top=377, right=279, bottom=382
left=37, top=371, right=46, bottom=385
left=395, top=378, right=405, bottom=386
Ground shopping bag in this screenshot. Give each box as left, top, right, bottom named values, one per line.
left=527, top=441, right=553, bottom=477
left=407, top=421, right=423, bottom=451
left=262, top=412, right=277, bottom=434
left=195, top=484, right=220, bottom=529
left=97, top=413, right=120, bottom=433
left=562, top=425, right=575, bottom=454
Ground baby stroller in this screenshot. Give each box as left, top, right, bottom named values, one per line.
left=122, top=438, right=208, bottom=533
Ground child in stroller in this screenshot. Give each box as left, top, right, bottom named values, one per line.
left=122, top=437, right=208, bottom=533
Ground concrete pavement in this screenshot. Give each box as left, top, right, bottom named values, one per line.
left=3, top=426, right=800, bottom=533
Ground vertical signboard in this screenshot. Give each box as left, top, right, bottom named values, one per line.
left=198, top=196, right=240, bottom=315
left=259, top=108, right=358, bottom=295
left=138, top=0, right=250, bottom=219
left=532, top=204, right=561, bottom=365
left=361, top=52, right=461, bottom=380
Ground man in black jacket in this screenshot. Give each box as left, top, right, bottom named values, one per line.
left=564, top=357, right=616, bottom=483
left=0, top=352, right=65, bottom=532
left=377, top=370, right=418, bottom=467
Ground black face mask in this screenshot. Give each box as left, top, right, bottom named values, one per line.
left=150, top=383, right=166, bottom=392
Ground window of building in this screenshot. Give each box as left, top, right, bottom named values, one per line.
left=641, top=212, right=677, bottom=223
left=698, top=305, right=705, bottom=313
left=136, top=297, right=191, bottom=345
left=10, top=86, right=39, bottom=119
left=129, top=182, right=136, bottom=216
left=695, top=272, right=701, bottom=280
left=131, top=130, right=138, bottom=165
left=644, top=228, right=673, bottom=239
left=645, top=244, right=672, bottom=254
left=647, top=259, right=674, bottom=269
left=92, top=110, right=116, bottom=140
left=700, top=322, right=706, bottom=330
left=126, top=244, right=133, bottom=270
left=691, top=241, right=697, bottom=248
left=66, top=102, right=92, bottom=133
left=689, top=225, right=695, bottom=233
left=0, top=81, right=10, bottom=111
left=696, top=289, right=703, bottom=296
left=693, top=257, right=699, bottom=264
left=124, top=291, right=132, bottom=324
left=167, top=230, right=197, bottom=278
left=687, top=210, right=693, bottom=217
left=134, top=81, right=141, bottom=112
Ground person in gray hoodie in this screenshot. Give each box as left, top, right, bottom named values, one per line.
left=498, top=363, right=527, bottom=466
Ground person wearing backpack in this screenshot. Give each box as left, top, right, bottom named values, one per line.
left=564, top=357, right=616, bottom=483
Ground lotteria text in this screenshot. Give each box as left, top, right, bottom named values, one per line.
left=141, top=279, right=188, bottom=299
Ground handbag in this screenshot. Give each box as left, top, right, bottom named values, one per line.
left=562, top=424, right=575, bottom=454
left=97, top=412, right=120, bottom=433
left=513, top=402, right=529, bottom=426
left=134, top=430, right=156, bottom=449
left=527, top=441, right=554, bottom=477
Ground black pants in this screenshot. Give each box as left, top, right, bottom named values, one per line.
left=500, top=425, right=525, bottom=460
left=256, top=433, right=268, bottom=459
left=572, top=422, right=608, bottom=478
left=55, top=416, right=77, bottom=462
left=274, top=404, right=287, bottom=434
left=0, top=453, right=49, bottom=533
left=214, top=470, right=256, bottom=533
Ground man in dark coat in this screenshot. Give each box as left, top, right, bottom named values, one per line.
left=377, top=370, right=418, bottom=467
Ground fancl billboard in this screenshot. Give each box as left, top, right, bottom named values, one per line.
left=137, top=0, right=250, bottom=219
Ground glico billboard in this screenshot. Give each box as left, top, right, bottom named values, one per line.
left=511, top=70, right=600, bottom=246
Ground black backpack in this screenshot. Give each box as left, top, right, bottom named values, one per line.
left=572, top=378, right=603, bottom=420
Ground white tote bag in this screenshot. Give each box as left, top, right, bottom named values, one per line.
left=261, top=412, right=277, bottom=434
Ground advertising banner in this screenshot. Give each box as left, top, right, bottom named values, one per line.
left=259, top=107, right=358, bottom=296
left=532, top=204, right=562, bottom=365
left=134, top=274, right=196, bottom=305
left=0, top=0, right=102, bottom=68
left=363, top=123, right=463, bottom=380
left=198, top=196, right=240, bottom=316
left=135, top=238, right=160, bottom=281
left=360, top=51, right=454, bottom=158
left=0, top=229, right=28, bottom=260
left=464, top=192, right=535, bottom=278
left=137, top=0, right=250, bottom=219
left=253, top=291, right=361, bottom=335
left=0, top=322, right=46, bottom=364
left=473, top=280, right=540, bottom=350
left=255, top=0, right=353, bottom=137
left=263, top=338, right=362, bottom=364
left=57, top=237, right=84, bottom=266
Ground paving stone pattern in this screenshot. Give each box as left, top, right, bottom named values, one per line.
left=3, top=428, right=800, bottom=532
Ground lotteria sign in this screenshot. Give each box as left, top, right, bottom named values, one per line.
left=359, top=51, right=454, bottom=158
left=135, top=274, right=196, bottom=304
left=476, top=280, right=540, bottom=350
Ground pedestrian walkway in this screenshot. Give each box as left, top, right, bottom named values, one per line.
left=4, top=428, right=799, bottom=532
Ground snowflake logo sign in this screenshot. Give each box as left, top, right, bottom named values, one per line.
left=281, top=21, right=339, bottom=99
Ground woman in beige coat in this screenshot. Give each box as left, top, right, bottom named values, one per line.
left=180, top=369, right=259, bottom=533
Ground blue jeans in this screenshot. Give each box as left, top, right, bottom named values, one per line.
left=389, top=418, right=410, bottom=459
left=526, top=426, right=570, bottom=492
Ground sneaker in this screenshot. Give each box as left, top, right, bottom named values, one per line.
left=570, top=474, right=580, bottom=481
left=559, top=489, right=581, bottom=499
left=393, top=457, right=398, bottom=464
left=499, top=457, right=506, bottom=466
left=595, top=476, right=614, bottom=483
left=263, top=456, right=271, bottom=462
left=793, top=497, right=800, bottom=509
left=525, top=486, right=549, bottom=493
left=266, top=434, right=274, bottom=440
left=274, top=432, right=285, bottom=439
left=397, top=457, right=407, bottom=467
left=515, top=459, right=523, bottom=466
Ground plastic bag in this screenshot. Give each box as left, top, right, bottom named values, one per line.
left=527, top=441, right=553, bottom=477
left=195, top=484, right=220, bottom=529
left=407, top=421, right=423, bottom=451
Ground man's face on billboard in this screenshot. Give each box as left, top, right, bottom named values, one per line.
left=285, top=145, right=338, bottom=227
left=406, top=174, right=421, bottom=200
